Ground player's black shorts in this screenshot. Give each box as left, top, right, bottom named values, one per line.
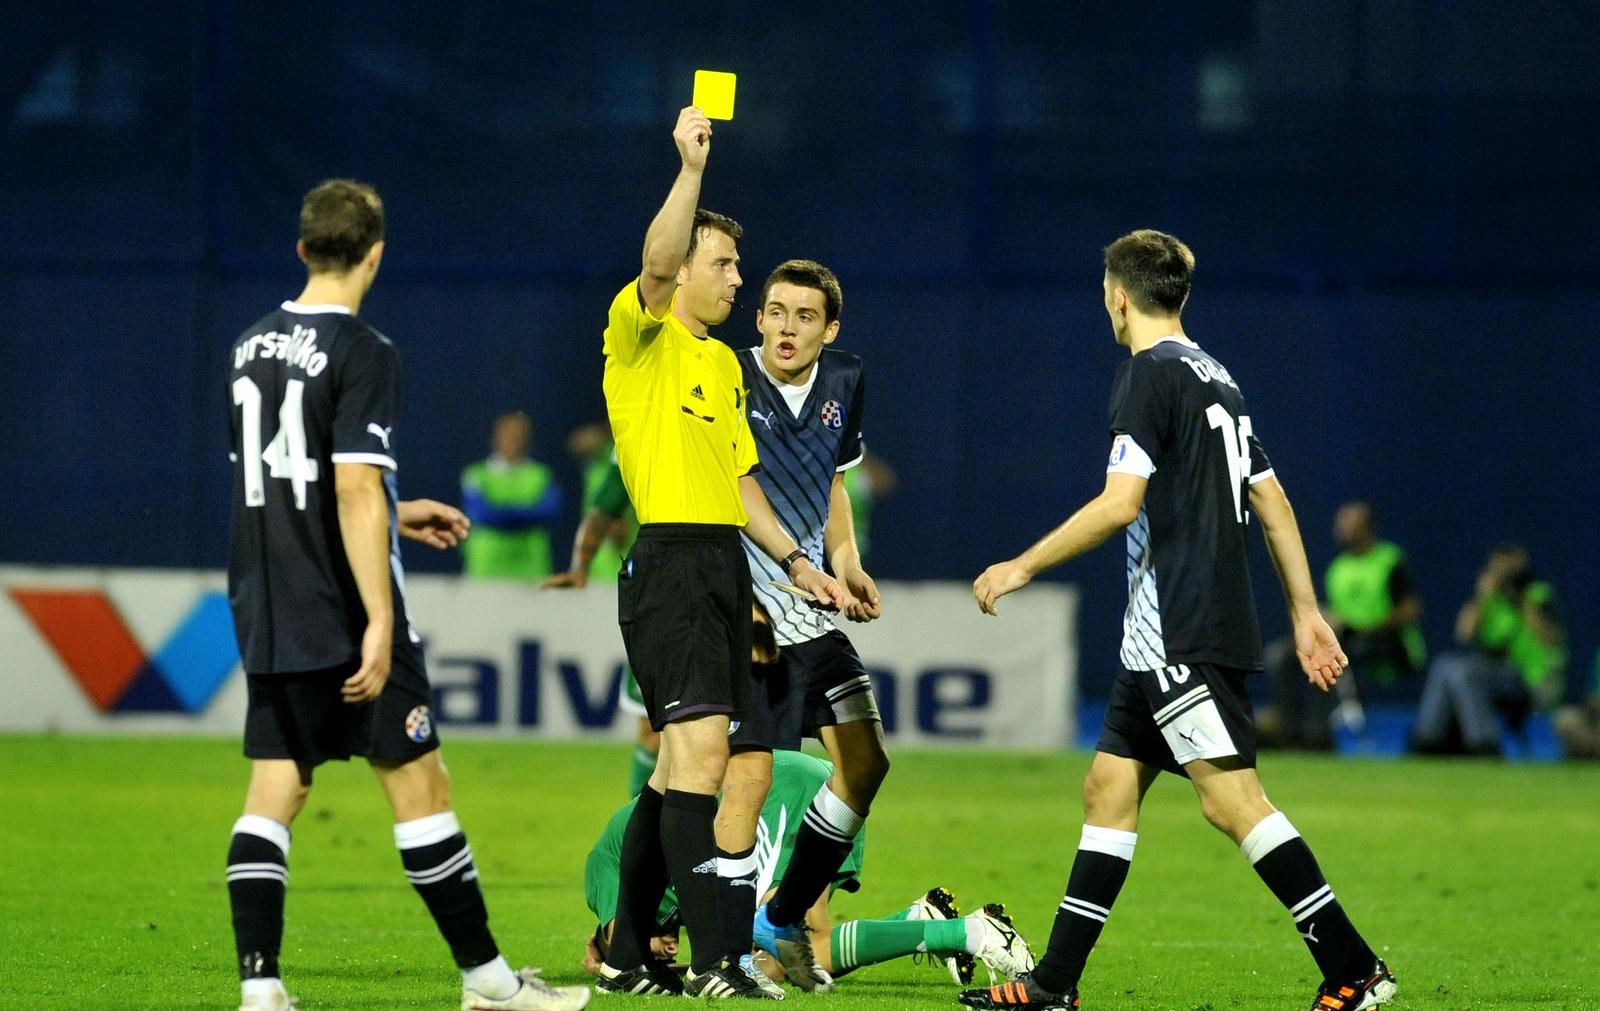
left=1096, top=662, right=1257, bottom=776
left=618, top=523, right=752, bottom=732
left=731, top=630, right=880, bottom=751
left=243, top=642, right=440, bottom=767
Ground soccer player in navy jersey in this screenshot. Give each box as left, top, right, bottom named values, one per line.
left=709, top=260, right=923, bottom=993
left=963, top=231, right=1395, bottom=1011
left=224, top=179, right=589, bottom=1011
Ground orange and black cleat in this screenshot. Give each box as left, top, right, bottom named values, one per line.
left=956, top=974, right=1078, bottom=1010
left=1309, top=959, right=1398, bottom=1011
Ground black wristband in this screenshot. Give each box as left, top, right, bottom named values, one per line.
left=780, top=549, right=807, bottom=574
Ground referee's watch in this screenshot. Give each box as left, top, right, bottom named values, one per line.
left=780, top=549, right=807, bottom=575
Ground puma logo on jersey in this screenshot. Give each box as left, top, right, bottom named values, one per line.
left=750, top=408, right=776, bottom=430
left=1179, top=727, right=1204, bottom=748
left=366, top=423, right=392, bottom=449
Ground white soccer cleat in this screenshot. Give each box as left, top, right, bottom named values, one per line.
left=462, top=966, right=592, bottom=1011
left=239, top=981, right=297, bottom=1011
left=969, top=904, right=1036, bottom=984
left=907, top=886, right=974, bottom=985
left=740, top=954, right=789, bottom=1000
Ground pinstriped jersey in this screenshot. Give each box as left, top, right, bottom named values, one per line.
left=1106, top=337, right=1274, bottom=671
left=738, top=348, right=865, bottom=646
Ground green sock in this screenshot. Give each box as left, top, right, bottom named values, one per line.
left=830, top=917, right=968, bottom=975
left=627, top=745, right=658, bottom=796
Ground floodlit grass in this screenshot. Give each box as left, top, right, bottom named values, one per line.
left=2, top=736, right=1595, bottom=1010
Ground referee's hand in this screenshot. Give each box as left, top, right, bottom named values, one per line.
left=343, top=622, right=392, bottom=703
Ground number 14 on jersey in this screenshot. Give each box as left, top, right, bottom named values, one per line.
left=233, top=376, right=319, bottom=510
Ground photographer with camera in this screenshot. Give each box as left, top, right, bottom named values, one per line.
left=1410, top=543, right=1566, bottom=756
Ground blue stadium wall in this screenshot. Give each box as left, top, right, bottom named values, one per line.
left=3, top=1, right=1596, bottom=696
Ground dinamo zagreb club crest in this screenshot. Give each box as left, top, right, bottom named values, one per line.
left=819, top=399, right=845, bottom=431
left=404, top=705, right=433, bottom=743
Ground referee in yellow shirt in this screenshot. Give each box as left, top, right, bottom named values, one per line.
left=596, top=106, right=852, bottom=999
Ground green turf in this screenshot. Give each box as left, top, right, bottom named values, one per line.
left=1, top=736, right=1595, bottom=1010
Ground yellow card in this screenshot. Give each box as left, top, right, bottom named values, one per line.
left=693, top=69, right=737, bottom=120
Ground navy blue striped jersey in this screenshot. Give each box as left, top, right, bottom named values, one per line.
left=1105, top=337, right=1274, bottom=672
left=738, top=348, right=866, bottom=645
left=226, top=301, right=420, bottom=674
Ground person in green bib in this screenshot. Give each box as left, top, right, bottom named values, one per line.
left=580, top=750, right=1034, bottom=992
left=1411, top=543, right=1567, bottom=755
left=1265, top=502, right=1425, bottom=749
left=459, top=411, right=563, bottom=582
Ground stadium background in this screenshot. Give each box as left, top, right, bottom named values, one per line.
left=2, top=1, right=1596, bottom=703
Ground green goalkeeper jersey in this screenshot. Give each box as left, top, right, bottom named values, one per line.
left=584, top=750, right=866, bottom=929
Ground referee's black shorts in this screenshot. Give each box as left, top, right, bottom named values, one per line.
left=618, top=522, right=752, bottom=731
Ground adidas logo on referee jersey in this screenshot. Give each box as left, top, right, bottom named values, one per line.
left=690, top=384, right=706, bottom=401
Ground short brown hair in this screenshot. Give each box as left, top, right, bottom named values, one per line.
left=1103, top=229, right=1195, bottom=315
left=299, top=179, right=384, bottom=273
left=761, top=259, right=843, bottom=323
left=684, top=208, right=744, bottom=263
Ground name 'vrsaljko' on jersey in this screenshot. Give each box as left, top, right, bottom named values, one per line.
left=226, top=301, right=420, bottom=674
left=738, top=345, right=865, bottom=645
left=1105, top=337, right=1273, bottom=673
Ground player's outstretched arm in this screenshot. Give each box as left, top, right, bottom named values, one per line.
left=335, top=463, right=394, bottom=702
left=638, top=106, right=713, bottom=315
left=1250, top=476, right=1348, bottom=691
left=974, top=474, right=1145, bottom=615
left=739, top=474, right=857, bottom=612
left=825, top=473, right=881, bottom=621
left=397, top=498, right=469, bottom=549
left=542, top=506, right=614, bottom=588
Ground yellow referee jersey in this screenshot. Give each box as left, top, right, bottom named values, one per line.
left=602, top=281, right=758, bottom=525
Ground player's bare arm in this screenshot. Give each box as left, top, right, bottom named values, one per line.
left=397, top=499, right=469, bottom=550
left=738, top=473, right=855, bottom=611
left=1249, top=475, right=1349, bottom=690
left=542, top=506, right=614, bottom=588
left=638, top=106, right=712, bottom=315
left=335, top=463, right=394, bottom=703
left=824, top=472, right=882, bottom=622
left=974, top=473, right=1146, bottom=616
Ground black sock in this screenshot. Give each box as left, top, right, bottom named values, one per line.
left=609, top=785, right=668, bottom=969
left=717, top=843, right=759, bottom=960
left=661, top=789, right=722, bottom=973
left=227, top=816, right=291, bottom=980
left=395, top=812, right=499, bottom=969
left=1242, top=812, right=1375, bottom=982
left=1030, top=825, right=1137, bottom=995
left=766, top=785, right=864, bottom=926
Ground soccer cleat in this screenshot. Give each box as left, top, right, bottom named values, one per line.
left=464, top=966, right=592, bottom=1011
left=594, top=959, right=684, bottom=996
left=739, top=954, right=788, bottom=1000
left=1308, top=958, right=1397, bottom=1011
left=968, top=904, right=1036, bottom=983
left=684, top=956, right=784, bottom=999
left=908, top=886, right=976, bottom=985
left=239, top=988, right=298, bottom=1011
left=956, top=974, right=1078, bottom=1009
left=752, top=904, right=836, bottom=993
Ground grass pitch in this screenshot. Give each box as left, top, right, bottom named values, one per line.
left=1, top=736, right=1595, bottom=1010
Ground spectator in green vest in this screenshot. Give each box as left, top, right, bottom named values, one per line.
left=1324, top=501, right=1427, bottom=684
left=552, top=423, right=638, bottom=586
left=1411, top=543, right=1567, bottom=755
left=841, top=450, right=897, bottom=566
left=1264, top=502, right=1424, bottom=749
left=459, top=411, right=563, bottom=582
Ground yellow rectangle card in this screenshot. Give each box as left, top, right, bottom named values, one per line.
left=693, top=69, right=737, bottom=120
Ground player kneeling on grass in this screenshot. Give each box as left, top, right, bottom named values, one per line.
left=582, top=750, right=1035, bottom=995
left=223, top=179, right=589, bottom=1011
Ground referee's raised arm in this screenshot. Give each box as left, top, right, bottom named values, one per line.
left=638, top=106, right=713, bottom=314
